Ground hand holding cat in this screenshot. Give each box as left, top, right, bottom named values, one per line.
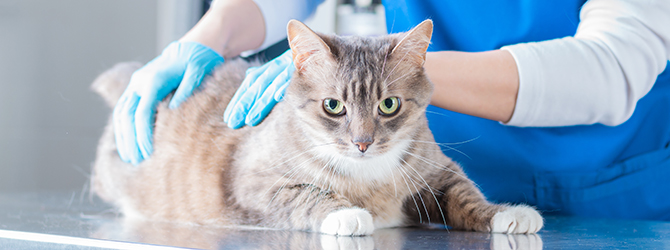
left=113, top=41, right=224, bottom=165
left=224, top=49, right=295, bottom=129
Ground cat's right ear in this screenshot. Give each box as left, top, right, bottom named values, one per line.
left=286, top=19, right=332, bottom=71
left=391, top=19, right=433, bottom=66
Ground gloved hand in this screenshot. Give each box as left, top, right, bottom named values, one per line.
left=224, top=49, right=295, bottom=129
left=113, top=41, right=224, bottom=165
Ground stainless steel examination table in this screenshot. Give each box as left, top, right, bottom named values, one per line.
left=0, top=191, right=668, bottom=249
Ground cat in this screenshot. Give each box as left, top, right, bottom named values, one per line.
left=90, top=19, right=543, bottom=236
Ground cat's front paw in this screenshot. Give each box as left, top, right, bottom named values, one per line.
left=320, top=208, right=375, bottom=236
left=491, top=206, right=543, bottom=234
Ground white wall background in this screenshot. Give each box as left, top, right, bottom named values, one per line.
left=0, top=0, right=158, bottom=192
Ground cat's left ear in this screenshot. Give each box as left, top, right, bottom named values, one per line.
left=286, top=19, right=333, bottom=71
left=391, top=19, right=433, bottom=66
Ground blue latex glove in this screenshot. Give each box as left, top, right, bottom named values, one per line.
left=224, top=49, right=295, bottom=129
left=113, top=41, right=224, bottom=165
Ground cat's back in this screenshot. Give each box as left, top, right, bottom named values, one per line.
left=92, top=59, right=257, bottom=224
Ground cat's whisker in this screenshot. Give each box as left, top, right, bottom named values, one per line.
left=382, top=47, right=413, bottom=86
left=253, top=149, right=314, bottom=175
left=424, top=110, right=453, bottom=118
left=313, top=141, right=339, bottom=148
left=402, top=149, right=459, bottom=175
left=379, top=49, right=390, bottom=84
left=402, top=138, right=473, bottom=160
left=385, top=70, right=413, bottom=88
left=388, top=161, right=399, bottom=198
left=264, top=166, right=304, bottom=211
left=283, top=154, right=337, bottom=226
left=329, top=154, right=348, bottom=190
left=287, top=164, right=326, bottom=221
left=399, top=137, right=480, bottom=146
left=400, top=157, right=448, bottom=229
left=396, top=163, right=431, bottom=224
left=253, top=142, right=335, bottom=175
left=404, top=143, right=472, bottom=159
left=263, top=156, right=317, bottom=211
left=210, top=138, right=223, bottom=152
left=317, top=159, right=337, bottom=205
left=439, top=145, right=472, bottom=160
left=395, top=164, right=423, bottom=223
left=403, top=150, right=482, bottom=190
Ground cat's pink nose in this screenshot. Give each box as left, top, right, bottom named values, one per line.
left=353, top=141, right=373, bottom=153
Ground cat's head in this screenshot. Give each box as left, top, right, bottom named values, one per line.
left=283, top=20, right=434, bottom=181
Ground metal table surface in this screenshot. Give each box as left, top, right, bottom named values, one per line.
left=0, top=191, right=668, bottom=249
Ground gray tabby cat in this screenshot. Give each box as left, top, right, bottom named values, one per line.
left=91, top=20, right=543, bottom=235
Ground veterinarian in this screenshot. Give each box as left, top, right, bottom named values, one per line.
left=113, top=0, right=670, bottom=221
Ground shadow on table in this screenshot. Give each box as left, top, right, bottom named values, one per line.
left=92, top=217, right=542, bottom=250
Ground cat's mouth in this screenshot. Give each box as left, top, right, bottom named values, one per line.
left=341, top=147, right=378, bottom=160
left=353, top=152, right=371, bottom=158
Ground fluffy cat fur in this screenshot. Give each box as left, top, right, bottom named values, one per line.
left=91, top=20, right=543, bottom=235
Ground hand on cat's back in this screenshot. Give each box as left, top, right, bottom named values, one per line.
left=224, top=49, right=295, bottom=129
left=113, top=41, right=224, bottom=165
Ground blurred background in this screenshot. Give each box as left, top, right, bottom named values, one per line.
left=0, top=0, right=385, bottom=192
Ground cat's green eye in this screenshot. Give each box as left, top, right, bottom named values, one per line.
left=379, top=97, right=401, bottom=116
left=323, top=98, right=345, bottom=115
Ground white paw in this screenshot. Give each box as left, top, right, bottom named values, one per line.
left=320, top=208, right=375, bottom=236
left=491, top=206, right=543, bottom=234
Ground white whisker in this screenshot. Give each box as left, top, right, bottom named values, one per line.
left=287, top=162, right=327, bottom=221
left=388, top=161, right=398, bottom=198
left=263, top=155, right=317, bottom=211
left=396, top=164, right=422, bottom=223
left=380, top=49, right=390, bottom=83
left=253, top=142, right=336, bottom=175
left=397, top=164, right=430, bottom=223
left=399, top=137, right=480, bottom=146
left=405, top=143, right=472, bottom=160
left=403, top=150, right=482, bottom=190
left=385, top=71, right=413, bottom=88
left=382, top=48, right=412, bottom=86
left=424, top=110, right=452, bottom=118
left=400, top=157, right=448, bottom=228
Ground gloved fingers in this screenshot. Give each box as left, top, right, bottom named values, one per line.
left=246, top=75, right=283, bottom=126
left=223, top=64, right=270, bottom=124
left=226, top=64, right=279, bottom=128
left=169, top=66, right=204, bottom=109
left=245, top=94, right=278, bottom=127
left=245, top=64, right=294, bottom=126
left=135, top=96, right=156, bottom=160
left=224, top=50, right=292, bottom=128
left=170, top=49, right=224, bottom=109
left=113, top=92, right=143, bottom=165
left=273, top=63, right=296, bottom=102
left=246, top=66, right=259, bottom=75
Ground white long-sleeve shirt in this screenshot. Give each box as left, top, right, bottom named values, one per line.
left=252, top=0, right=670, bottom=127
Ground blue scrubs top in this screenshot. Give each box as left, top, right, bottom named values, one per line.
left=383, top=0, right=670, bottom=220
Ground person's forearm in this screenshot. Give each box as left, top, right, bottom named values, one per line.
left=179, top=0, right=265, bottom=58
left=424, top=50, right=519, bottom=123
